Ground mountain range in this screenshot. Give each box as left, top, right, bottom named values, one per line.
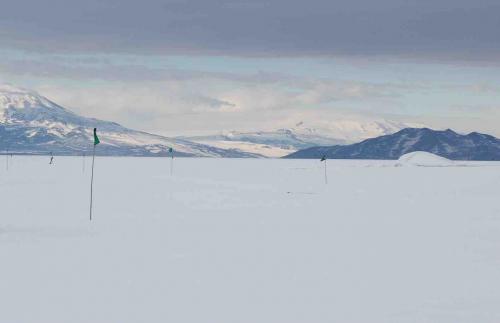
left=182, top=119, right=420, bottom=157
left=0, top=84, right=421, bottom=157
left=285, top=128, right=500, bottom=161
left=0, top=84, right=259, bottom=157
left=7, top=84, right=498, bottom=161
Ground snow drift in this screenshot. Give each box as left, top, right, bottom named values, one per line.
left=396, top=151, right=454, bottom=167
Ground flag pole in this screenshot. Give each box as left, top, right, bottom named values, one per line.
left=82, top=152, right=86, bottom=173
left=320, top=155, right=327, bottom=184
left=170, top=154, right=174, bottom=176
left=89, top=144, right=96, bottom=221
left=324, top=159, right=328, bottom=184
left=169, top=147, right=174, bottom=176
left=89, top=128, right=100, bottom=221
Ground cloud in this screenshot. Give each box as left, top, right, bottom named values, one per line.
left=0, top=52, right=401, bottom=118
left=187, top=96, right=238, bottom=112
left=0, top=56, right=207, bottom=82
left=449, top=104, right=500, bottom=114
left=294, top=80, right=397, bottom=106
left=1, top=0, right=500, bottom=61
left=3, top=46, right=500, bottom=137
left=28, top=73, right=402, bottom=136
left=0, top=52, right=315, bottom=84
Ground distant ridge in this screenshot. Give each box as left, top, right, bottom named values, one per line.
left=284, top=128, right=500, bottom=161
left=182, top=119, right=422, bottom=157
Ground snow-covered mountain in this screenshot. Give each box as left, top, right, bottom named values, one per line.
left=0, top=84, right=259, bottom=157
left=182, top=129, right=343, bottom=158
left=184, top=119, right=423, bottom=157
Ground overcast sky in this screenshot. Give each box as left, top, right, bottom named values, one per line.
left=2, top=0, right=500, bottom=136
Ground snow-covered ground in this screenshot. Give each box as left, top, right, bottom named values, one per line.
left=1, top=156, right=500, bottom=323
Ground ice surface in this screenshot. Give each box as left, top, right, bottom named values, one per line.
left=1, top=156, right=500, bottom=322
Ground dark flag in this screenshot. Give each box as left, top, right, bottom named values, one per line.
left=169, top=147, right=174, bottom=175
left=320, top=155, right=327, bottom=184
left=93, top=128, right=100, bottom=145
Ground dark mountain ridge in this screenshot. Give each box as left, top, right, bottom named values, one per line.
left=284, top=128, right=500, bottom=161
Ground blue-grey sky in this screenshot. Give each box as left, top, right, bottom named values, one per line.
left=1, top=0, right=500, bottom=136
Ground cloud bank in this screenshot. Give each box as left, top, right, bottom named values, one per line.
left=1, top=0, right=500, bottom=60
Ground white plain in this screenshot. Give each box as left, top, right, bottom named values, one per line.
left=1, top=156, right=500, bottom=323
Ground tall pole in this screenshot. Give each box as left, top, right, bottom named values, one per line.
left=89, top=144, right=96, bottom=221
left=82, top=152, right=86, bottom=173
left=324, top=159, right=328, bottom=184
left=170, top=155, right=173, bottom=176
left=169, top=147, right=174, bottom=176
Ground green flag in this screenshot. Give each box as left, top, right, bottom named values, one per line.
left=90, top=128, right=99, bottom=221
left=320, top=155, right=326, bottom=162
left=93, top=128, right=100, bottom=145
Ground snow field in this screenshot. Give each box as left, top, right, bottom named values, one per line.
left=1, top=156, right=500, bottom=322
